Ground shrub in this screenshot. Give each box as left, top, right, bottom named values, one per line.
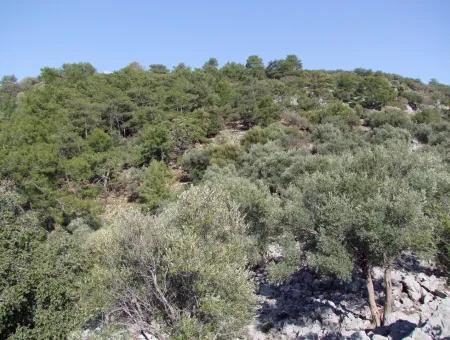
left=138, top=123, right=172, bottom=163
left=413, top=123, right=433, bottom=143
left=311, top=124, right=366, bottom=155
left=87, top=128, right=112, bottom=152
left=241, top=126, right=270, bottom=150
left=281, top=111, right=311, bottom=130
left=180, top=148, right=211, bottom=182
left=138, top=160, right=174, bottom=211
left=368, top=125, right=411, bottom=145
left=402, top=91, right=423, bottom=109
left=358, top=75, right=396, bottom=109
left=413, top=108, right=441, bottom=124
left=210, top=143, right=242, bottom=167
left=366, top=107, right=411, bottom=129
left=90, top=185, right=256, bottom=338
left=62, top=156, right=92, bottom=182
left=203, top=167, right=283, bottom=256
left=1, top=191, right=95, bottom=339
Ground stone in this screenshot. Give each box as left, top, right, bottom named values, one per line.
left=403, top=327, right=432, bottom=340
left=321, top=308, right=340, bottom=328
left=384, top=311, right=420, bottom=326
left=282, top=324, right=302, bottom=338
left=422, top=293, right=433, bottom=305
left=341, top=314, right=371, bottom=331
left=391, top=270, right=404, bottom=285
left=421, top=297, right=450, bottom=338
left=399, top=294, right=414, bottom=309
left=402, top=276, right=423, bottom=302
left=372, top=267, right=384, bottom=280
left=349, top=330, right=370, bottom=340
left=417, top=273, right=439, bottom=292
left=247, top=324, right=267, bottom=340
left=266, top=243, right=283, bottom=262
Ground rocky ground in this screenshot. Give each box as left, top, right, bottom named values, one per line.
left=248, top=254, right=450, bottom=339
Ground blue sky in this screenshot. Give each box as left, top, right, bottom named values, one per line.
left=1, top=0, right=449, bottom=83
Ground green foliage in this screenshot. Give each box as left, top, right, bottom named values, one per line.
left=180, top=148, right=211, bottom=182
left=90, top=185, right=256, bottom=338
left=366, top=107, right=411, bottom=129
left=368, top=125, right=411, bottom=145
left=359, top=75, right=396, bottom=109
left=402, top=91, right=423, bottom=108
left=1, top=56, right=450, bottom=336
left=138, top=160, right=174, bottom=211
left=138, top=123, right=172, bottom=163
left=87, top=128, right=113, bottom=152
left=203, top=167, right=282, bottom=256
left=413, top=107, right=441, bottom=124
left=62, top=156, right=92, bottom=181
left=0, top=183, right=95, bottom=339
left=266, top=55, right=302, bottom=79
left=283, top=145, right=449, bottom=279
left=305, top=101, right=359, bottom=126
left=241, top=126, right=270, bottom=149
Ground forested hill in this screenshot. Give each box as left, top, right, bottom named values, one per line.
left=1, top=56, right=450, bottom=339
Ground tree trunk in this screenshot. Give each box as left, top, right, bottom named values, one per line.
left=383, top=266, right=393, bottom=323
left=365, top=265, right=381, bottom=327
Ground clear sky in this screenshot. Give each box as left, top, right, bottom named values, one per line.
left=1, top=0, right=449, bottom=83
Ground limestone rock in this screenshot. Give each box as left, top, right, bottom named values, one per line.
left=402, top=276, right=423, bottom=302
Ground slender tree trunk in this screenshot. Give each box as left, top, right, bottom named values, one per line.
left=365, top=265, right=381, bottom=327
left=383, top=266, right=393, bottom=323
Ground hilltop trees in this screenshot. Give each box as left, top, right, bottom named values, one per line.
left=266, top=54, right=303, bottom=79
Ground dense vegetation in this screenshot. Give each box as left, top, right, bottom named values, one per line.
left=1, top=55, right=449, bottom=338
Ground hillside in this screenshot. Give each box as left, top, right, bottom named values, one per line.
left=1, top=55, right=450, bottom=339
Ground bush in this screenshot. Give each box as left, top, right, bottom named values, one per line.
left=1, top=211, right=95, bottom=339
left=281, top=111, right=311, bottom=130
left=241, top=126, right=270, bottom=150
left=281, top=145, right=450, bottom=325
left=62, top=156, right=92, bottom=182
left=413, top=123, right=433, bottom=143
left=87, top=128, right=112, bottom=152
left=358, top=75, right=396, bottom=109
left=368, top=125, right=411, bottom=145
left=138, top=160, right=174, bottom=211
left=210, top=143, right=242, bottom=167
left=138, top=123, right=172, bottom=163
left=311, top=124, right=366, bottom=155
left=203, top=167, right=283, bottom=256
left=90, top=185, right=256, bottom=339
left=366, top=107, right=411, bottom=129
left=402, top=91, right=423, bottom=109
left=413, top=108, right=441, bottom=124
left=180, top=148, right=211, bottom=182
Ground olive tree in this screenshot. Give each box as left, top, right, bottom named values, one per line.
left=90, top=184, right=256, bottom=338
left=283, top=145, right=449, bottom=326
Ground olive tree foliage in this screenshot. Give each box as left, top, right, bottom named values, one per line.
left=365, top=106, right=411, bottom=129
left=203, top=166, right=283, bottom=259
left=278, top=145, right=450, bottom=326
left=89, top=184, right=256, bottom=339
